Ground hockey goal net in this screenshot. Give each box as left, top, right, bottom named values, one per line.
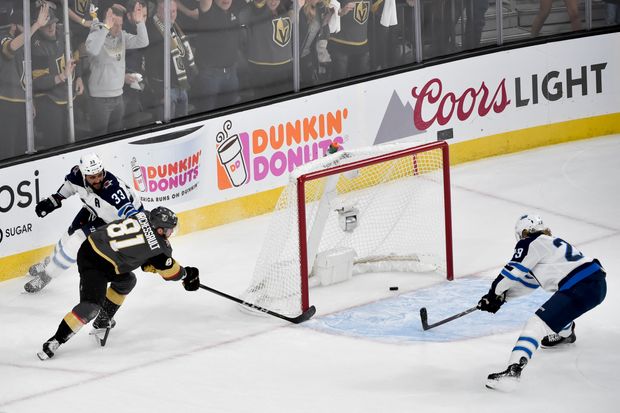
left=244, top=141, right=453, bottom=317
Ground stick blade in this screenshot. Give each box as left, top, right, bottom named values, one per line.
left=419, top=307, right=430, bottom=331
left=290, top=305, right=316, bottom=324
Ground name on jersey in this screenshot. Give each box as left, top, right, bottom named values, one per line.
left=136, top=212, right=160, bottom=251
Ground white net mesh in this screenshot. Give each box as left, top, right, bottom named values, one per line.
left=244, top=142, right=450, bottom=316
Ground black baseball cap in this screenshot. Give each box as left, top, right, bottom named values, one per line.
left=0, top=2, right=14, bottom=28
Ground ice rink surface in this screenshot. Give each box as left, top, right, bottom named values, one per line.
left=1, top=135, right=619, bottom=413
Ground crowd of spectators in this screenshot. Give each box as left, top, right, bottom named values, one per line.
left=0, top=0, right=617, bottom=160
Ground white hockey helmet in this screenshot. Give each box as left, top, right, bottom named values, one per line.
left=79, top=153, right=105, bottom=176
left=515, top=214, right=549, bottom=240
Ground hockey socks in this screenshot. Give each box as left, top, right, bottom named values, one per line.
left=46, top=231, right=86, bottom=278
left=25, top=231, right=86, bottom=293
left=94, top=289, right=125, bottom=327
left=90, top=290, right=125, bottom=346
left=486, top=315, right=553, bottom=391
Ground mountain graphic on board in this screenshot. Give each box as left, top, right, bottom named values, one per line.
left=374, top=90, right=425, bottom=145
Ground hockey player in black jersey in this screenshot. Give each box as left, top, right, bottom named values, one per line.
left=37, top=206, right=200, bottom=360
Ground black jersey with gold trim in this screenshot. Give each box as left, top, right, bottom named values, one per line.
left=88, top=211, right=183, bottom=280
left=0, top=32, right=25, bottom=102
left=330, top=1, right=371, bottom=46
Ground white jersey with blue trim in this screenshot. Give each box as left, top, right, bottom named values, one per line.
left=492, top=233, right=600, bottom=297
left=56, top=166, right=143, bottom=223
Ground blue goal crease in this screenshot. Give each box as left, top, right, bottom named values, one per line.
left=303, top=277, right=551, bottom=344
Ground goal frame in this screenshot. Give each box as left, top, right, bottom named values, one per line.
left=296, top=141, right=454, bottom=311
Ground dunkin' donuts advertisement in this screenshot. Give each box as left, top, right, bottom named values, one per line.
left=126, top=126, right=204, bottom=207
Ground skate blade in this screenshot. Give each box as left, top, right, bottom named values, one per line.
left=485, top=377, right=519, bottom=392
left=541, top=340, right=576, bottom=349
left=23, top=279, right=50, bottom=294
left=89, top=327, right=111, bottom=347
left=37, top=351, right=51, bottom=361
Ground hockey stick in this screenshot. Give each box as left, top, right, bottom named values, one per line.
left=419, top=306, right=478, bottom=331
left=198, top=284, right=317, bottom=324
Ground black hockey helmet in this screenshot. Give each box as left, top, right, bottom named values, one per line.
left=149, top=206, right=178, bottom=237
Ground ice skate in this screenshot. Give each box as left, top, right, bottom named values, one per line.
left=24, top=271, right=52, bottom=293
left=90, top=311, right=116, bottom=346
left=541, top=323, right=576, bottom=348
left=486, top=357, right=527, bottom=392
left=28, top=256, right=51, bottom=277
left=37, top=337, right=60, bottom=360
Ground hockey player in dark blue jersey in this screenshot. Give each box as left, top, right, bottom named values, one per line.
left=25, top=153, right=144, bottom=293
left=478, top=214, right=607, bottom=391
left=37, top=206, right=200, bottom=360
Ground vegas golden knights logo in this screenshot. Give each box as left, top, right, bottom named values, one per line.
left=56, top=55, right=67, bottom=78
left=272, top=17, right=291, bottom=47
left=21, top=55, right=71, bottom=90
left=76, top=0, right=89, bottom=15
left=354, top=1, right=370, bottom=25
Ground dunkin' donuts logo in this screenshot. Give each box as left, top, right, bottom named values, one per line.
left=216, top=110, right=348, bottom=190
left=216, top=121, right=247, bottom=188
left=131, top=150, right=202, bottom=202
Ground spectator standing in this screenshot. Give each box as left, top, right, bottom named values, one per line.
left=193, top=0, right=243, bottom=112
left=0, top=1, right=48, bottom=159
left=368, top=0, right=403, bottom=70
left=531, top=0, right=581, bottom=37
left=85, top=3, right=148, bottom=136
left=56, top=0, right=99, bottom=48
left=328, top=0, right=373, bottom=81
left=144, top=0, right=197, bottom=119
left=31, top=0, right=85, bottom=149
left=177, top=0, right=202, bottom=34
left=604, top=0, right=620, bottom=25
left=456, top=0, right=489, bottom=50
left=239, top=0, right=296, bottom=100
left=123, top=0, right=150, bottom=129
left=299, top=0, right=333, bottom=88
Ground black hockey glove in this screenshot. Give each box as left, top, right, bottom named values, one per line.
left=477, top=291, right=506, bottom=314
left=35, top=194, right=63, bottom=217
left=182, top=266, right=200, bottom=291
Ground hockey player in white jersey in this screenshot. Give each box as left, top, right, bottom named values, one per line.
left=478, top=214, right=606, bottom=392
left=24, top=153, right=144, bottom=293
